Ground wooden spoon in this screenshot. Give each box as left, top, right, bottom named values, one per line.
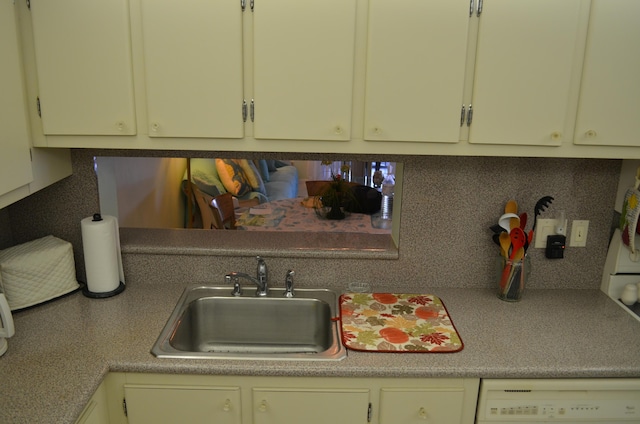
left=505, top=200, right=519, bottom=230
left=499, top=232, right=511, bottom=259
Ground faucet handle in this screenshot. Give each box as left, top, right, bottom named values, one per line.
left=227, top=273, right=243, bottom=296
left=284, top=270, right=295, bottom=298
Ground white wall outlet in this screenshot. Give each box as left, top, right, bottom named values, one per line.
left=534, top=218, right=567, bottom=248
left=570, top=220, right=589, bottom=247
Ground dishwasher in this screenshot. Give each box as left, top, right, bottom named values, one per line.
left=476, top=378, right=640, bottom=423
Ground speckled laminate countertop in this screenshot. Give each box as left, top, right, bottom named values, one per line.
left=1, top=283, right=639, bottom=424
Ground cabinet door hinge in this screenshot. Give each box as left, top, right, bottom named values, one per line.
left=36, top=97, right=41, bottom=118
left=250, top=99, right=255, bottom=122
left=466, top=104, right=473, bottom=126
left=122, top=398, right=128, bottom=417
left=367, top=402, right=372, bottom=422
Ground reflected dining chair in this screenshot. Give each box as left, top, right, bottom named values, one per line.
left=192, top=187, right=236, bottom=230
left=210, top=192, right=236, bottom=230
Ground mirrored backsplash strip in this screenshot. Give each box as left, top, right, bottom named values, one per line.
left=2, top=149, right=621, bottom=290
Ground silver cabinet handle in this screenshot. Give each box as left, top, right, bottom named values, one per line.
left=477, top=0, right=483, bottom=16
left=466, top=104, right=473, bottom=126
left=469, top=0, right=475, bottom=17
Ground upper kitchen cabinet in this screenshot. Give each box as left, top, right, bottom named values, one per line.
left=467, top=0, right=588, bottom=146
left=29, top=0, right=136, bottom=136
left=363, top=0, right=471, bottom=143
left=1, top=0, right=34, bottom=205
left=573, top=0, right=640, bottom=147
left=140, top=0, right=244, bottom=139
left=252, top=0, right=358, bottom=141
left=1, top=1, right=72, bottom=210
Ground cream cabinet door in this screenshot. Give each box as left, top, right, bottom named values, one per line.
left=140, top=0, right=244, bottom=138
left=574, top=0, right=640, bottom=147
left=0, top=1, right=33, bottom=198
left=253, top=0, right=357, bottom=141
left=75, top=381, right=109, bottom=424
left=363, top=0, right=471, bottom=143
left=379, top=388, right=465, bottom=424
left=253, top=388, right=370, bottom=424
left=29, top=0, right=136, bottom=135
left=124, top=384, right=241, bottom=424
left=468, top=0, right=588, bottom=146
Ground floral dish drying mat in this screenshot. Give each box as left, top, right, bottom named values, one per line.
left=339, top=293, right=463, bottom=353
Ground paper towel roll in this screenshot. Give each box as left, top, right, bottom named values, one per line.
left=81, top=214, right=125, bottom=294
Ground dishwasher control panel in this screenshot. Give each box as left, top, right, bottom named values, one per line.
left=477, top=378, right=640, bottom=423
left=484, top=399, right=637, bottom=420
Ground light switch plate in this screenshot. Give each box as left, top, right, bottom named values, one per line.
left=570, top=220, right=589, bottom=247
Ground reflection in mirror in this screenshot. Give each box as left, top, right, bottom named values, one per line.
left=95, top=157, right=397, bottom=235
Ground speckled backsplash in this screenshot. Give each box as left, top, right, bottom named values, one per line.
left=1, top=149, right=621, bottom=291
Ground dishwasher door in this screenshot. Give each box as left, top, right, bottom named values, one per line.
left=477, top=378, right=640, bottom=423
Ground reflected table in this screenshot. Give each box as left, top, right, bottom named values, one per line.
left=235, top=198, right=391, bottom=234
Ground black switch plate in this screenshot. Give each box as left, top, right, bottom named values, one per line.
left=545, top=234, right=566, bottom=259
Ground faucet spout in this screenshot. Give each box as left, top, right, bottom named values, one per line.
left=226, top=256, right=269, bottom=297
left=256, top=256, right=268, bottom=295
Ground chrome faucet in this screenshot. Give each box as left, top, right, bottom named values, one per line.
left=226, top=256, right=269, bottom=297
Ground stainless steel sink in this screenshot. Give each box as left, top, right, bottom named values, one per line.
left=152, top=285, right=346, bottom=360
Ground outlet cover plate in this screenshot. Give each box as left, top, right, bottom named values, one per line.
left=534, top=218, right=567, bottom=248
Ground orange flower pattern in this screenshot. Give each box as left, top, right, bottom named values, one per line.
left=340, top=293, right=463, bottom=353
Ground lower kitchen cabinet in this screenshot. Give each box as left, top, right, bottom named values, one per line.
left=379, top=388, right=464, bottom=424
left=75, top=381, right=110, bottom=424
left=100, top=373, right=479, bottom=424
left=252, top=388, right=370, bottom=424
left=124, top=384, right=241, bottom=424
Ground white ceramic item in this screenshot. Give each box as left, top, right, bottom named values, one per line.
left=0, top=293, right=15, bottom=356
left=620, top=283, right=639, bottom=306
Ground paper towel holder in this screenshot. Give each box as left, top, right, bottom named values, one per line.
left=82, top=281, right=125, bottom=299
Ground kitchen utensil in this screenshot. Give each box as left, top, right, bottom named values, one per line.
left=519, top=212, right=528, bottom=230
left=505, top=247, right=526, bottom=299
left=499, top=228, right=526, bottom=291
left=504, top=199, right=519, bottom=230
left=498, top=213, right=519, bottom=232
left=499, top=232, right=511, bottom=258
left=530, top=196, right=554, bottom=234
left=504, top=199, right=518, bottom=214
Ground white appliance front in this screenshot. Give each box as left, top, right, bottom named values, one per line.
left=0, top=293, right=15, bottom=356
left=477, top=378, right=640, bottom=423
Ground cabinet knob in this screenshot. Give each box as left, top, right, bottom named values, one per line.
left=151, top=122, right=160, bottom=132
left=550, top=131, right=562, bottom=140
left=373, top=127, right=382, bottom=135
left=334, top=125, right=343, bottom=135
left=418, top=407, right=429, bottom=421
left=258, top=400, right=268, bottom=412
left=116, top=121, right=126, bottom=132
left=223, top=399, right=232, bottom=412
left=585, top=129, right=597, bottom=138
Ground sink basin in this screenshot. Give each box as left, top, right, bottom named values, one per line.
left=152, top=285, right=346, bottom=361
